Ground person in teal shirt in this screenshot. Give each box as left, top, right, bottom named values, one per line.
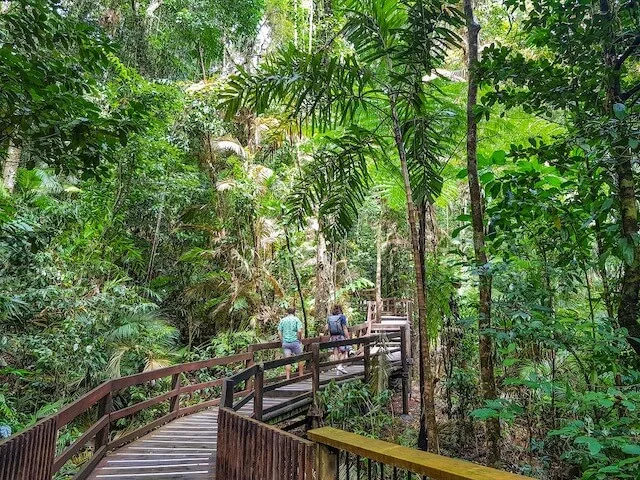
left=278, top=306, right=304, bottom=379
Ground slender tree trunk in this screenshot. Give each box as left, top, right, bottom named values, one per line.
left=389, top=94, right=439, bottom=453
left=146, top=193, right=165, bottom=282
left=2, top=142, right=20, bottom=193
left=308, top=0, right=314, bottom=53
left=315, top=228, right=331, bottom=326
left=199, top=44, right=207, bottom=82
left=464, top=0, right=501, bottom=465
left=285, top=223, right=308, bottom=336
left=595, top=218, right=615, bottom=320
left=375, top=213, right=384, bottom=324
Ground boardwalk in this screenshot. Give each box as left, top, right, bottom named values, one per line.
left=87, top=362, right=367, bottom=480
left=0, top=301, right=411, bottom=480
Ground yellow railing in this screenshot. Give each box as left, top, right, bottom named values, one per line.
left=308, top=427, right=533, bottom=480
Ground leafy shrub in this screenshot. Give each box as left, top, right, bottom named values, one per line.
left=317, top=380, right=393, bottom=438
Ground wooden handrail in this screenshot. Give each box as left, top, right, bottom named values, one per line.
left=0, top=349, right=257, bottom=479
left=309, top=427, right=533, bottom=480
left=1, top=312, right=413, bottom=480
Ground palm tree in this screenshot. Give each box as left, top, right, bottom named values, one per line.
left=222, top=0, right=463, bottom=451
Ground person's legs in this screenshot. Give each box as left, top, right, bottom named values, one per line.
left=293, top=341, right=304, bottom=377
left=337, top=343, right=348, bottom=374
left=283, top=345, right=293, bottom=380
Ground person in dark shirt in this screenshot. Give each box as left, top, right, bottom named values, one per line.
left=325, top=304, right=349, bottom=375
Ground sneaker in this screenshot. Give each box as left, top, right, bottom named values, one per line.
left=337, top=365, right=348, bottom=375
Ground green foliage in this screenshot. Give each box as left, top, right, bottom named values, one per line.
left=548, top=389, right=640, bottom=479
left=0, top=1, right=147, bottom=177
left=318, top=380, right=393, bottom=437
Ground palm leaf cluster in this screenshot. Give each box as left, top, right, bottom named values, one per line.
left=222, top=0, right=464, bottom=236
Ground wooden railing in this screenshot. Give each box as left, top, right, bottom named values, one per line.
left=219, top=330, right=408, bottom=420
left=0, top=325, right=410, bottom=480
left=217, top=408, right=314, bottom=480
left=0, top=416, right=57, bottom=480
left=309, top=427, right=533, bottom=480
left=0, top=352, right=251, bottom=480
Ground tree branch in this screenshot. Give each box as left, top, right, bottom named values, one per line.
left=615, top=35, right=640, bottom=70
left=146, top=0, right=163, bottom=18
left=621, top=82, right=640, bottom=102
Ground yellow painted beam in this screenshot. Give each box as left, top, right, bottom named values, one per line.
left=308, top=427, right=534, bottom=480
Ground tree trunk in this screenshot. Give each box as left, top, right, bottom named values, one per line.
left=375, top=212, right=384, bottom=324
left=595, top=218, right=615, bottom=320
left=464, top=0, right=501, bottom=465
left=599, top=0, right=640, bottom=355
left=2, top=142, right=21, bottom=193
left=616, top=158, right=640, bottom=355
left=285, top=224, right=308, bottom=336
left=199, top=44, right=207, bottom=82
left=389, top=94, right=439, bottom=453
left=315, top=228, right=331, bottom=326
left=308, top=0, right=314, bottom=53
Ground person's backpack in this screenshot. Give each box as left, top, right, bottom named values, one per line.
left=327, top=314, right=344, bottom=335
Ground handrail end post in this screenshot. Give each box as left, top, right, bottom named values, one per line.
left=399, top=325, right=409, bottom=415
left=95, top=391, right=113, bottom=451
left=253, top=363, right=264, bottom=421
left=221, top=378, right=234, bottom=409
left=311, top=343, right=320, bottom=396
left=315, top=442, right=338, bottom=480
left=169, top=372, right=181, bottom=414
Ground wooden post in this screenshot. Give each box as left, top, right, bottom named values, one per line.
left=95, top=391, right=112, bottom=450
left=311, top=343, right=320, bottom=397
left=246, top=345, right=256, bottom=390
left=400, top=325, right=409, bottom=415
left=363, top=340, right=371, bottom=384
left=254, top=363, right=264, bottom=421
left=221, top=378, right=234, bottom=409
left=169, top=373, right=181, bottom=413
left=315, top=443, right=338, bottom=480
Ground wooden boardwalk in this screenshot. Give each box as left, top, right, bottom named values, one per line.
left=87, top=363, right=367, bottom=480
left=0, top=301, right=411, bottom=480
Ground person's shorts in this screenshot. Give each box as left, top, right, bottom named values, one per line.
left=330, top=335, right=348, bottom=353
left=282, top=341, right=303, bottom=357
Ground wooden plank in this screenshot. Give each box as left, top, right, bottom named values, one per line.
left=264, top=373, right=313, bottom=393
left=57, top=382, right=111, bottom=427
left=0, top=415, right=57, bottom=480
left=254, top=364, right=264, bottom=421
left=229, top=364, right=258, bottom=384
left=262, top=392, right=312, bottom=416
left=53, top=415, right=109, bottom=472
left=308, top=427, right=534, bottom=480
left=111, top=352, right=251, bottom=391
left=178, top=398, right=221, bottom=417
left=319, top=336, right=373, bottom=349
left=232, top=390, right=255, bottom=411
left=220, top=378, right=235, bottom=409
left=111, top=388, right=180, bottom=421
left=263, top=352, right=313, bottom=370
left=107, top=411, right=178, bottom=450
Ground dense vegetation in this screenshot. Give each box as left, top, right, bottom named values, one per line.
left=1, top=0, right=639, bottom=478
